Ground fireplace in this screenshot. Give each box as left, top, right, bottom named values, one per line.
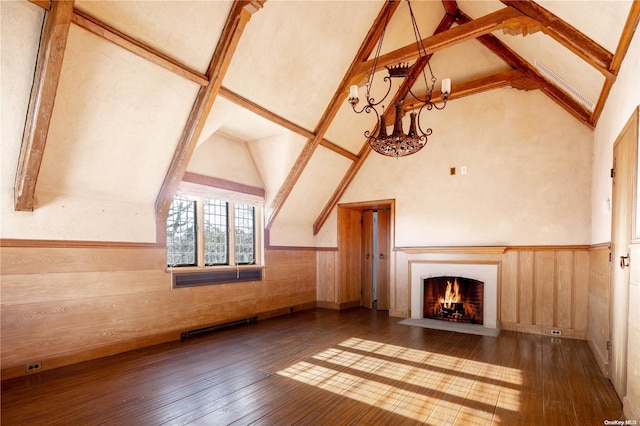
left=423, top=276, right=484, bottom=324
left=410, top=262, right=498, bottom=329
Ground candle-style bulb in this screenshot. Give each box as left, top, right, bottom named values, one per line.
left=349, top=85, right=359, bottom=99
left=441, top=78, right=451, bottom=95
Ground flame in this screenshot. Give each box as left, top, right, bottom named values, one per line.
left=439, top=279, right=461, bottom=308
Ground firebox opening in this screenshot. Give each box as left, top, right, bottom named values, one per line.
left=423, top=276, right=484, bottom=325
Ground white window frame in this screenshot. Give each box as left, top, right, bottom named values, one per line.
left=167, top=195, right=264, bottom=271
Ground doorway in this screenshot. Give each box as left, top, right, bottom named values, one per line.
left=362, top=209, right=390, bottom=310
left=337, top=200, right=393, bottom=310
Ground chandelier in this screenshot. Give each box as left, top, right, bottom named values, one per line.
left=348, top=0, right=451, bottom=158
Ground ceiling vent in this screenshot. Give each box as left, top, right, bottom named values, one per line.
left=534, top=59, right=595, bottom=111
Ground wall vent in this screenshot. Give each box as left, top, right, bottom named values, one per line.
left=534, top=59, right=595, bottom=111
left=173, top=268, right=262, bottom=288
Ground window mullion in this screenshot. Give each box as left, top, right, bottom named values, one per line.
left=228, top=202, right=236, bottom=267
left=196, top=200, right=205, bottom=267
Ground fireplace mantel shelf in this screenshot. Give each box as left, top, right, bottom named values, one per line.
left=400, top=246, right=507, bottom=255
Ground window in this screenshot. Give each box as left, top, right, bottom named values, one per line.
left=204, top=199, right=228, bottom=265
left=234, top=204, right=255, bottom=264
left=166, top=196, right=197, bottom=266
left=166, top=195, right=260, bottom=269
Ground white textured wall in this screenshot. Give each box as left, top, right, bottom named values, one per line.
left=1, top=3, right=194, bottom=243
left=339, top=88, right=593, bottom=247
left=591, top=28, right=640, bottom=245
left=590, top=26, right=640, bottom=421
left=188, top=134, right=265, bottom=189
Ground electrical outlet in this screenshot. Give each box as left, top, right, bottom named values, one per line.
left=551, top=329, right=562, bottom=336
left=450, top=167, right=456, bottom=175
left=461, top=166, right=467, bottom=175
left=551, top=338, right=561, bottom=344
left=25, top=361, right=42, bottom=373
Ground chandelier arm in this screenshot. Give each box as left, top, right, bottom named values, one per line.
left=362, top=103, right=381, bottom=140
left=406, top=86, right=432, bottom=104
left=429, top=98, right=448, bottom=111
left=365, top=75, right=394, bottom=108
left=415, top=104, right=434, bottom=140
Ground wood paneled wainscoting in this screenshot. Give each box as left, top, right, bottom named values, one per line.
left=317, top=246, right=599, bottom=339
left=0, top=240, right=316, bottom=380
left=397, top=246, right=592, bottom=339
left=587, top=243, right=612, bottom=376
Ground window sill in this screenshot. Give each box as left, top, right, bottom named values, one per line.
left=166, top=265, right=264, bottom=273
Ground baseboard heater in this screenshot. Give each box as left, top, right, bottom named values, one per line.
left=180, top=316, right=258, bottom=340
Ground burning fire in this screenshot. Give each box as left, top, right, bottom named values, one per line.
left=439, top=279, right=461, bottom=308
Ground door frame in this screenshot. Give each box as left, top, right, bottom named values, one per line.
left=337, top=199, right=395, bottom=309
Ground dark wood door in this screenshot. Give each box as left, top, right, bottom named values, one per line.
left=361, top=210, right=374, bottom=308
left=377, top=209, right=390, bottom=310
left=338, top=207, right=362, bottom=305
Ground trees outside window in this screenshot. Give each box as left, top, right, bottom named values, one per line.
left=167, top=195, right=257, bottom=268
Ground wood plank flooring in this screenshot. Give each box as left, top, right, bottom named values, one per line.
left=1, top=308, right=623, bottom=425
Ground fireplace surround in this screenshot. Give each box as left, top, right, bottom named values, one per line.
left=410, top=262, right=498, bottom=328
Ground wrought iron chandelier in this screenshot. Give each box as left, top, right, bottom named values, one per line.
left=348, top=0, right=451, bottom=158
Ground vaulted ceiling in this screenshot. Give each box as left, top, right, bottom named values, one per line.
left=8, top=0, right=639, bottom=242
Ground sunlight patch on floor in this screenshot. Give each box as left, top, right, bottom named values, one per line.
left=276, top=337, right=523, bottom=423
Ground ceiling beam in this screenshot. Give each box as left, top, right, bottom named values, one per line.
left=500, top=0, right=614, bottom=79
left=404, top=69, right=539, bottom=111
left=442, top=0, right=460, bottom=17
left=265, top=0, right=401, bottom=230
left=218, top=86, right=358, bottom=161
left=72, top=10, right=208, bottom=87
left=154, top=0, right=265, bottom=242
left=318, top=139, right=359, bottom=162
left=30, top=0, right=210, bottom=86
left=457, top=11, right=593, bottom=127
left=352, top=6, right=523, bottom=79
left=219, top=86, right=314, bottom=139
left=591, top=0, right=640, bottom=126
left=14, top=0, right=74, bottom=211
left=313, top=11, right=457, bottom=235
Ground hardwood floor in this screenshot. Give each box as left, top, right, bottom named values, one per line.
left=1, top=308, right=622, bottom=425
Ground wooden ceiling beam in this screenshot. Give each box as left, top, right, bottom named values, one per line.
left=442, top=0, right=460, bottom=18
left=154, top=0, right=265, bottom=242
left=403, top=69, right=539, bottom=112
left=352, top=6, right=522, bottom=79
left=591, top=1, right=640, bottom=126
left=14, top=0, right=74, bottom=211
left=266, top=0, right=401, bottom=230
left=457, top=12, right=593, bottom=127
left=500, top=0, right=614, bottom=79
left=30, top=0, right=209, bottom=86
left=219, top=86, right=313, bottom=139
left=218, top=86, right=358, bottom=161
left=318, top=139, right=359, bottom=162
left=72, top=10, right=208, bottom=87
